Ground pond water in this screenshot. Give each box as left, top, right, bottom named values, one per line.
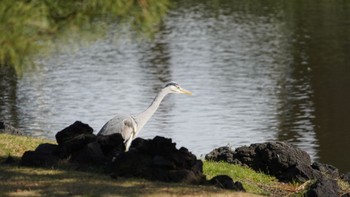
left=1, top=0, right=350, bottom=172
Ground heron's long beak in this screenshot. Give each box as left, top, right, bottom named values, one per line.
left=180, top=87, right=193, bottom=95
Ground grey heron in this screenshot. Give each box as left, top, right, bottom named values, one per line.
left=97, top=82, right=192, bottom=151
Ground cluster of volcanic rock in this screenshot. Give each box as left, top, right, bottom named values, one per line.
left=2, top=120, right=348, bottom=196
left=206, top=143, right=350, bottom=197
left=19, top=121, right=245, bottom=191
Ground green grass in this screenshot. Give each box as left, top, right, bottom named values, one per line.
left=1, top=133, right=349, bottom=196
left=204, top=161, right=299, bottom=196
left=0, top=133, right=54, bottom=159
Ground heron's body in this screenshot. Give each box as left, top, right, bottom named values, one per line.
left=97, top=82, right=192, bottom=151
left=99, top=114, right=136, bottom=139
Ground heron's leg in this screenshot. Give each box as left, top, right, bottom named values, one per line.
left=124, top=132, right=134, bottom=152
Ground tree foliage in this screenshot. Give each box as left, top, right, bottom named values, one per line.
left=0, top=0, right=171, bottom=74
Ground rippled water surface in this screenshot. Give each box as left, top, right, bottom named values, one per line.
left=1, top=0, right=350, bottom=172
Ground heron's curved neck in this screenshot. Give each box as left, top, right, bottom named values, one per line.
left=134, top=89, right=169, bottom=132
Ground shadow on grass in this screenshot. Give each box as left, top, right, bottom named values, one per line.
left=0, top=156, right=234, bottom=197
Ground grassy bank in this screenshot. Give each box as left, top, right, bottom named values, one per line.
left=0, top=133, right=345, bottom=196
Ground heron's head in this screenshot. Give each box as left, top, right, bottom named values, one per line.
left=164, top=82, right=192, bottom=95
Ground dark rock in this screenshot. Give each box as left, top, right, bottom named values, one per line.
left=130, top=137, right=149, bottom=150
left=56, top=133, right=97, bottom=158
left=191, top=160, right=204, bottom=175
left=20, top=143, right=60, bottom=167
left=111, top=136, right=205, bottom=184
left=280, top=163, right=322, bottom=182
left=97, top=133, right=125, bottom=156
left=130, top=137, right=194, bottom=168
left=311, top=162, right=339, bottom=179
left=253, top=142, right=310, bottom=174
left=35, top=143, right=59, bottom=155
left=232, top=145, right=260, bottom=168
left=131, top=136, right=177, bottom=156
left=171, top=146, right=198, bottom=171
left=209, top=175, right=245, bottom=191
left=71, top=142, right=105, bottom=165
left=153, top=155, right=176, bottom=169
left=55, top=121, right=93, bottom=145
left=210, top=142, right=313, bottom=182
left=205, top=146, right=237, bottom=164
left=151, top=136, right=177, bottom=155
left=0, top=121, right=25, bottom=135
left=112, top=150, right=153, bottom=178
left=305, top=178, right=339, bottom=197
left=341, top=172, right=350, bottom=184
left=21, top=150, right=59, bottom=167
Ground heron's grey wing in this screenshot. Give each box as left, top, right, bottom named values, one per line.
left=98, top=116, right=125, bottom=135
left=98, top=115, right=135, bottom=141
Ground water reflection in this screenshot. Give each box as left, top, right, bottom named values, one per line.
left=289, top=0, right=350, bottom=172
left=0, top=0, right=349, bottom=172
left=138, top=23, right=175, bottom=136
left=0, top=66, right=19, bottom=127
left=164, top=3, right=291, bottom=154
